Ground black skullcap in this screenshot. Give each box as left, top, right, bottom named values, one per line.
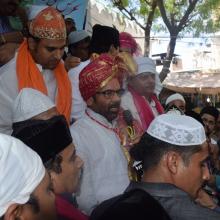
left=200, top=106, right=219, bottom=121
left=12, top=115, right=72, bottom=163
left=89, top=24, right=119, bottom=54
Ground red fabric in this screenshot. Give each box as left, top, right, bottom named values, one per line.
left=79, top=53, right=127, bottom=101
left=55, top=195, right=88, bottom=220
left=119, top=32, right=137, bottom=55
left=128, top=87, right=164, bottom=130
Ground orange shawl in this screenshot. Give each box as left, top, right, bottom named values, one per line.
left=16, top=40, right=72, bottom=123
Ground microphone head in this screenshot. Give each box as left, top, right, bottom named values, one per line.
left=123, top=110, right=133, bottom=126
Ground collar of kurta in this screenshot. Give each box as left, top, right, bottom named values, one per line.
left=126, top=181, right=188, bottom=198
left=86, top=108, right=117, bottom=129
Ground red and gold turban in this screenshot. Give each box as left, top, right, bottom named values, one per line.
left=119, top=32, right=137, bottom=55
left=29, top=7, right=66, bottom=40
left=79, top=53, right=127, bottom=101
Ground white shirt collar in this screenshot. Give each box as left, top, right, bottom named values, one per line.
left=86, top=108, right=117, bottom=128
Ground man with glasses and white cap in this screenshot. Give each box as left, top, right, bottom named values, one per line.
left=0, top=134, right=57, bottom=220
left=121, top=57, right=164, bottom=131
left=127, top=114, right=220, bottom=219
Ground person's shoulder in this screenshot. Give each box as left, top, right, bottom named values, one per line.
left=165, top=195, right=220, bottom=220
left=90, top=189, right=171, bottom=220
left=68, top=60, right=90, bottom=76
left=0, top=54, right=16, bottom=76
left=70, top=115, right=92, bottom=134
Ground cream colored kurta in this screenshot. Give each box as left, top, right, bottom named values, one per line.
left=0, top=54, right=57, bottom=134
left=70, top=108, right=129, bottom=214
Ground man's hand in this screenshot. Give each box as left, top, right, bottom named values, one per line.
left=0, top=43, right=19, bottom=65
left=195, top=189, right=217, bottom=209
left=64, top=55, right=81, bottom=71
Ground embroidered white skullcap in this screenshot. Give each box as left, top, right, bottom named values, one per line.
left=68, top=30, right=90, bottom=45
left=26, top=5, right=48, bottom=21
left=134, top=57, right=158, bottom=75
left=165, top=93, right=185, bottom=106
left=13, top=88, right=55, bottom=123
left=64, top=14, right=74, bottom=20
left=0, top=134, right=45, bottom=217
left=147, top=114, right=206, bottom=146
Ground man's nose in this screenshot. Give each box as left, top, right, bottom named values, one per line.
left=54, top=49, right=63, bottom=60
left=202, top=164, right=211, bottom=181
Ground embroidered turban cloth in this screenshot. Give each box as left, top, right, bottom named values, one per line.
left=29, top=6, right=66, bottom=40
left=119, top=32, right=138, bottom=55
left=79, top=53, right=127, bottom=101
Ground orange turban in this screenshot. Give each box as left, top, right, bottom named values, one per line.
left=79, top=54, right=127, bottom=101
left=29, top=7, right=66, bottom=40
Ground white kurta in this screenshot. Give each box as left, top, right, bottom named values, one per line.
left=68, top=60, right=89, bottom=122
left=70, top=108, right=129, bottom=214
left=0, top=54, right=57, bottom=134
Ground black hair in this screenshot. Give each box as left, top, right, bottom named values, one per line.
left=185, top=110, right=204, bottom=126
left=200, top=106, right=219, bottom=121
left=45, top=154, right=63, bottom=174
left=130, top=133, right=202, bottom=171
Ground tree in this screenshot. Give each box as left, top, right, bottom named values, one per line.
left=109, top=0, right=220, bottom=81
left=158, top=0, right=220, bottom=82
left=112, top=0, right=159, bottom=56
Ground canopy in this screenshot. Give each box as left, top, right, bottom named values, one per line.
left=163, top=69, right=220, bottom=95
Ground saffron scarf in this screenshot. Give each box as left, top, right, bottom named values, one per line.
left=128, top=86, right=164, bottom=130
left=16, top=40, right=72, bottom=123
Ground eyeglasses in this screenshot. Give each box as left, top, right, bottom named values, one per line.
left=96, top=89, right=125, bottom=99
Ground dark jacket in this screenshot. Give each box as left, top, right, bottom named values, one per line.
left=90, top=188, right=171, bottom=220
left=127, top=181, right=220, bottom=220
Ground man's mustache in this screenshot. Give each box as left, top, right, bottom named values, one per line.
left=108, top=102, right=120, bottom=110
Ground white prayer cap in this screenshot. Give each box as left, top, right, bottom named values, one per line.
left=147, top=114, right=206, bottom=146
left=165, top=93, right=185, bottom=106
left=26, top=5, right=48, bottom=21
left=0, top=134, right=45, bottom=217
left=64, top=14, right=74, bottom=20
left=134, top=57, right=158, bottom=75
left=68, top=30, right=90, bottom=45
left=13, top=88, right=55, bottom=123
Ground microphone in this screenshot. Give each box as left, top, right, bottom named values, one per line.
left=123, top=110, right=134, bottom=127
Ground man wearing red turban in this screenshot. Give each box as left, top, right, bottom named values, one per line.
left=0, top=6, right=72, bottom=134
left=70, top=53, right=130, bottom=214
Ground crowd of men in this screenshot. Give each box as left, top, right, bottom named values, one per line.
left=1, top=1, right=220, bottom=220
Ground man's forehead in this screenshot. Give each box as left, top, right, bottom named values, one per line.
left=201, top=113, right=215, bottom=121
left=40, top=38, right=66, bottom=47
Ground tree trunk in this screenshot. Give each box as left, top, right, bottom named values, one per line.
left=144, top=0, right=157, bottom=56
left=159, top=34, right=177, bottom=82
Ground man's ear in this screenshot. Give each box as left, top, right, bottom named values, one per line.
left=166, top=151, right=180, bottom=175
left=27, top=38, right=37, bottom=52
left=4, top=204, right=23, bottom=220
left=86, top=97, right=94, bottom=107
